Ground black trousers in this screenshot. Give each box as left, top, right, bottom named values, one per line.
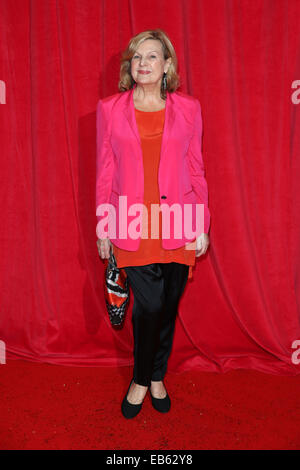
left=124, top=262, right=189, bottom=387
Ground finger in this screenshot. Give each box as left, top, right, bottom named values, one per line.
left=195, top=246, right=201, bottom=256
left=196, top=240, right=203, bottom=251
left=196, top=245, right=205, bottom=257
left=199, top=244, right=208, bottom=256
left=204, top=241, right=209, bottom=252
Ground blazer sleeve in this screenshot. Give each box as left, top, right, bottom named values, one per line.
left=95, top=99, right=115, bottom=230
left=186, top=99, right=211, bottom=234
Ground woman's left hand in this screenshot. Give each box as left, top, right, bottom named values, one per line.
left=195, top=233, right=210, bottom=257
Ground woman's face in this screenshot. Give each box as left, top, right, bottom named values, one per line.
left=131, top=39, right=171, bottom=87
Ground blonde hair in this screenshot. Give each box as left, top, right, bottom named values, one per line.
left=118, top=29, right=180, bottom=99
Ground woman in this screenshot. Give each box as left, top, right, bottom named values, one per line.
left=96, top=29, right=210, bottom=419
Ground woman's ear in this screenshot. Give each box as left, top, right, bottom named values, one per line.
left=164, top=57, right=172, bottom=73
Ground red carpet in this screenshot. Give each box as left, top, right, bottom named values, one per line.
left=0, top=359, right=300, bottom=450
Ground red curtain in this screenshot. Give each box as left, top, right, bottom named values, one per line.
left=1, top=0, right=300, bottom=375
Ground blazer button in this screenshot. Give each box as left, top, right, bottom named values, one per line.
left=161, top=195, right=167, bottom=199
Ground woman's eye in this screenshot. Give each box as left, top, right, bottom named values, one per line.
left=132, top=55, right=157, bottom=59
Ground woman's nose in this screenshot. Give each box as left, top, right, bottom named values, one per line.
left=139, top=57, right=148, bottom=66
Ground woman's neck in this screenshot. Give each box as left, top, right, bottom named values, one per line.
left=133, top=86, right=166, bottom=112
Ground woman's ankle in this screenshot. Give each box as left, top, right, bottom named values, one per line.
left=133, top=381, right=148, bottom=389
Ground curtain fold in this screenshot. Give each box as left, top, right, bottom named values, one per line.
left=0, top=0, right=299, bottom=374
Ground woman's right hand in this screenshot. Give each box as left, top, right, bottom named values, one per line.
left=97, top=238, right=113, bottom=259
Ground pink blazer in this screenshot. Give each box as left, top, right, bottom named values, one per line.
left=96, top=84, right=210, bottom=251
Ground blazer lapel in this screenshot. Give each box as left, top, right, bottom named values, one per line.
left=123, top=86, right=141, bottom=146
left=160, top=91, right=176, bottom=161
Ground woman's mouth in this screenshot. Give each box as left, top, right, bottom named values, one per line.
left=138, top=70, right=151, bottom=74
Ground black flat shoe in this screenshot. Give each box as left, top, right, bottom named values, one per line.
left=149, top=385, right=171, bottom=413
left=121, top=379, right=145, bottom=419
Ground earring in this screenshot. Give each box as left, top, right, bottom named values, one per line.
left=162, top=72, right=167, bottom=90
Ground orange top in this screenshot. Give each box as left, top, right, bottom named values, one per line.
left=112, top=107, right=196, bottom=280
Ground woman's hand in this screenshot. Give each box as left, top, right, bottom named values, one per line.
left=195, top=233, right=210, bottom=257
left=97, top=238, right=113, bottom=259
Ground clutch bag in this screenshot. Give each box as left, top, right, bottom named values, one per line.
left=104, top=246, right=129, bottom=326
